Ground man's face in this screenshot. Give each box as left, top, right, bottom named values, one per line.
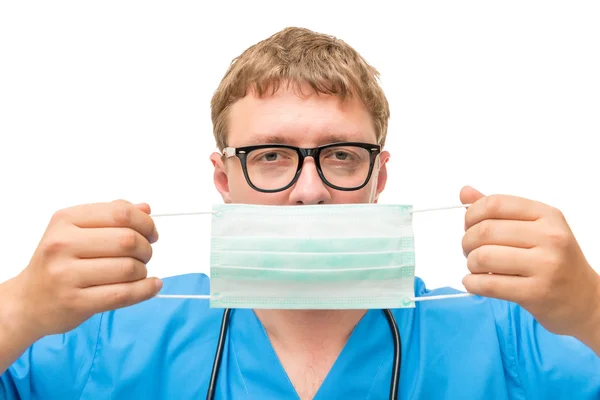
left=210, top=84, right=390, bottom=206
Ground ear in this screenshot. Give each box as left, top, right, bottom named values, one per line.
left=210, top=152, right=232, bottom=203
left=372, top=150, right=390, bottom=203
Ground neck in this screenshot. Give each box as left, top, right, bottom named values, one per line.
left=254, top=309, right=367, bottom=352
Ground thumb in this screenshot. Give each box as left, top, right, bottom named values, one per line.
left=134, top=203, right=151, bottom=215
left=460, top=185, right=485, bottom=205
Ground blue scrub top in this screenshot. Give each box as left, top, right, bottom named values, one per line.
left=2, top=273, right=599, bottom=399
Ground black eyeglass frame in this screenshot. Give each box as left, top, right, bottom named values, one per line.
left=222, top=142, right=382, bottom=193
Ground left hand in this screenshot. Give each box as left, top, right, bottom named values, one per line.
left=460, top=186, right=600, bottom=345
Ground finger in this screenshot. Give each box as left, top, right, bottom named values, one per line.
left=466, top=245, right=536, bottom=276
left=134, top=203, right=151, bottom=215
left=462, top=219, right=538, bottom=254
left=465, top=194, right=549, bottom=230
left=83, top=277, right=163, bottom=313
left=75, top=257, right=148, bottom=288
left=133, top=204, right=158, bottom=240
left=460, top=185, right=485, bottom=205
left=56, top=200, right=158, bottom=243
left=462, top=273, right=531, bottom=304
left=72, top=228, right=153, bottom=263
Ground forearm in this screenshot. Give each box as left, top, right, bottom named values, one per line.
left=0, top=277, right=40, bottom=374
left=576, top=320, right=600, bottom=357
left=574, top=276, right=600, bottom=357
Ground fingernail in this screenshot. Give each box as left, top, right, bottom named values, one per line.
left=155, top=279, right=163, bottom=292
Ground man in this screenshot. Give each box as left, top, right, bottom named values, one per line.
left=0, top=27, right=599, bottom=399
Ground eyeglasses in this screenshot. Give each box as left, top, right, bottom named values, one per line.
left=222, top=142, right=381, bottom=193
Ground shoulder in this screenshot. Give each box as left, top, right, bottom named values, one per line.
left=99, top=273, right=222, bottom=342
left=407, top=277, right=600, bottom=399
left=399, top=277, right=502, bottom=356
left=6, top=274, right=222, bottom=397
left=80, top=273, right=224, bottom=396
left=488, top=296, right=600, bottom=398
left=408, top=277, right=496, bottom=320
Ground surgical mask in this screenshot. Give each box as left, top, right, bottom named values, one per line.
left=153, top=203, right=472, bottom=309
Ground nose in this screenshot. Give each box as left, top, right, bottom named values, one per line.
left=288, top=158, right=331, bottom=205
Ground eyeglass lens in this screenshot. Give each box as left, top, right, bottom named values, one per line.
left=245, top=145, right=372, bottom=191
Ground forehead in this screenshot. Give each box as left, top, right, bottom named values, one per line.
left=226, top=84, right=377, bottom=148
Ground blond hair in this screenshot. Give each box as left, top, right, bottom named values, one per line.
left=210, top=27, right=390, bottom=151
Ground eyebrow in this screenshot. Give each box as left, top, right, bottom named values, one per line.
left=242, top=133, right=367, bottom=147
left=246, top=134, right=290, bottom=145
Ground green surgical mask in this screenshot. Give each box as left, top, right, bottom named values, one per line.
left=154, top=203, right=472, bottom=309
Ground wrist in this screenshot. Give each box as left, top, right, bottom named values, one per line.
left=0, top=275, right=43, bottom=373
left=0, top=275, right=43, bottom=344
left=574, top=273, right=600, bottom=356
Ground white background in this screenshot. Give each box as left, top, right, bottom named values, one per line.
left=1, top=1, right=598, bottom=293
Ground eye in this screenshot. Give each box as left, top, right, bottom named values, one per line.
left=332, top=151, right=351, bottom=160
left=249, top=148, right=296, bottom=164
left=261, top=152, right=280, bottom=162
left=322, top=148, right=358, bottom=162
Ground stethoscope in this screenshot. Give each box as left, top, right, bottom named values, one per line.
left=206, top=308, right=402, bottom=400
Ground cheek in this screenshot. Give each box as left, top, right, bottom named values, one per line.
left=329, top=184, right=376, bottom=204
left=227, top=170, right=291, bottom=205
left=223, top=165, right=248, bottom=201
left=226, top=166, right=377, bottom=205
left=230, top=189, right=291, bottom=205
left=232, top=188, right=372, bottom=205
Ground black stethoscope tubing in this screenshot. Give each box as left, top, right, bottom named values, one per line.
left=206, top=309, right=401, bottom=400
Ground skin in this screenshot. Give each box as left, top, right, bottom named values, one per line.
left=209, top=85, right=391, bottom=397
left=0, top=82, right=598, bottom=397
left=0, top=201, right=162, bottom=373
left=209, top=84, right=600, bottom=396
left=460, top=187, right=600, bottom=350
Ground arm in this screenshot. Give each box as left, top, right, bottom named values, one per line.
left=573, top=283, right=600, bottom=356
left=0, top=277, right=40, bottom=375
left=460, top=189, right=600, bottom=354
left=1, top=299, right=104, bottom=399
left=2, top=200, right=162, bottom=396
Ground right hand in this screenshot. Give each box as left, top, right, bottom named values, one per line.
left=10, top=200, right=163, bottom=340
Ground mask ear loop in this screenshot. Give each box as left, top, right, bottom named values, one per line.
left=151, top=203, right=473, bottom=218
left=151, top=211, right=217, bottom=217
left=411, top=203, right=471, bottom=213
left=151, top=203, right=475, bottom=301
